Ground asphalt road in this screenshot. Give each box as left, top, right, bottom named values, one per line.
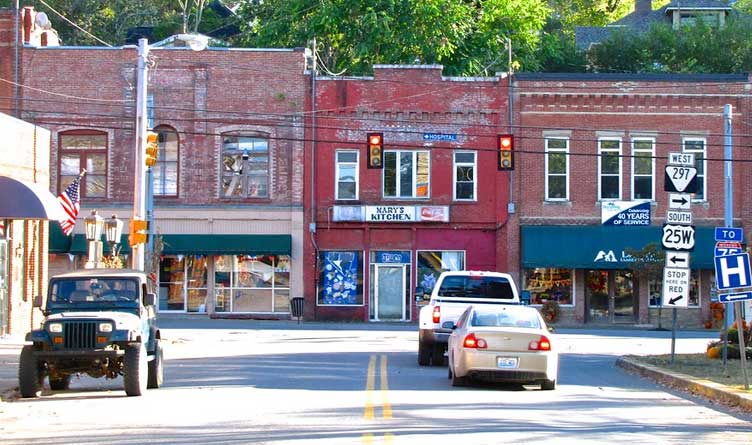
left=1, top=319, right=750, bottom=444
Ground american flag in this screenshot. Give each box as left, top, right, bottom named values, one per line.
left=58, top=176, right=82, bottom=236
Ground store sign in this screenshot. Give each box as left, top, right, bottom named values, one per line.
left=417, top=206, right=449, bottom=222
left=374, top=251, right=410, bottom=264
left=333, top=206, right=365, bottom=222
left=601, top=201, right=651, bottom=226
left=366, top=206, right=416, bottom=222
left=334, top=205, right=450, bottom=223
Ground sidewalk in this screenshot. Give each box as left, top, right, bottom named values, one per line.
left=0, top=334, right=25, bottom=401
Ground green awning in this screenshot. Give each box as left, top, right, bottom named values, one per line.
left=161, top=234, right=291, bottom=255
left=522, top=225, right=716, bottom=269
left=70, top=234, right=132, bottom=255
left=49, top=223, right=72, bottom=253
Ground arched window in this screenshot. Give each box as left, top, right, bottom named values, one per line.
left=153, top=126, right=179, bottom=197
left=59, top=130, right=107, bottom=198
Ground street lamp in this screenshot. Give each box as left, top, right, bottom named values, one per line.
left=104, top=214, right=124, bottom=260
left=132, top=34, right=208, bottom=271
left=84, top=210, right=104, bottom=269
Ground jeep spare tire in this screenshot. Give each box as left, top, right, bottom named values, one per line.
left=123, top=342, right=148, bottom=396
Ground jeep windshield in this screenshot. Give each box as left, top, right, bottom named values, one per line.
left=437, top=275, right=516, bottom=300
left=49, top=278, right=140, bottom=309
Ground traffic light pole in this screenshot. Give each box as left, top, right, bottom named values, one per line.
left=131, top=38, right=149, bottom=271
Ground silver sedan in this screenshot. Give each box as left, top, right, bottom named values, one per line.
left=446, top=304, right=558, bottom=389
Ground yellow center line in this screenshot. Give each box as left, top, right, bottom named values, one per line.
left=364, top=354, right=377, bottom=420
left=380, top=355, right=392, bottom=419
left=363, top=354, right=394, bottom=443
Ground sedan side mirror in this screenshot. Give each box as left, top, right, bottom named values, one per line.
left=441, top=321, right=456, bottom=330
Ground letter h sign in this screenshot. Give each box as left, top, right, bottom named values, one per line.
left=714, top=253, right=752, bottom=290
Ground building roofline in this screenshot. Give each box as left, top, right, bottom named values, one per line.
left=515, top=72, right=748, bottom=82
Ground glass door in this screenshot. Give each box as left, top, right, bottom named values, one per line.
left=586, top=270, right=609, bottom=323
left=586, top=270, right=636, bottom=324
left=375, top=265, right=405, bottom=320
left=613, top=270, right=636, bottom=323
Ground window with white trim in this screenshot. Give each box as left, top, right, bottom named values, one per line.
left=335, top=150, right=359, bottom=200
left=545, top=138, right=568, bottom=200
left=153, top=126, right=179, bottom=197
left=683, top=138, right=706, bottom=200
left=598, top=138, right=621, bottom=200
left=383, top=150, right=430, bottom=198
left=221, top=135, right=269, bottom=198
left=631, top=138, right=654, bottom=201
left=453, top=151, right=476, bottom=201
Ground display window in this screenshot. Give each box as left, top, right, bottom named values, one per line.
left=523, top=268, right=574, bottom=305
left=214, top=254, right=290, bottom=313
left=318, top=251, right=363, bottom=305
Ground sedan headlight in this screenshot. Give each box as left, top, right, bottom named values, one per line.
left=48, top=323, right=63, bottom=333
left=98, top=322, right=113, bottom=333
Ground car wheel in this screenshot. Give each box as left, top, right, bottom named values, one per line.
left=541, top=379, right=556, bottom=390
left=418, top=341, right=431, bottom=366
left=18, top=345, right=43, bottom=398
left=431, top=344, right=445, bottom=366
left=123, top=342, right=148, bottom=396
left=49, top=374, right=71, bottom=391
left=147, top=340, right=164, bottom=389
left=451, top=366, right=468, bottom=387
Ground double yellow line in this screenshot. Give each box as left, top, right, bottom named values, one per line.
left=362, top=354, right=393, bottom=444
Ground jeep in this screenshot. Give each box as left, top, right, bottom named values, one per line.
left=19, top=269, right=163, bottom=397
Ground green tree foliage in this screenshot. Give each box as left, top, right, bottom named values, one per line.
left=549, top=0, right=632, bottom=28
left=588, top=16, right=752, bottom=73
left=234, top=0, right=550, bottom=76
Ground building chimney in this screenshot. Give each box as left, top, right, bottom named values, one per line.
left=636, top=0, right=652, bottom=14
left=22, top=6, right=34, bottom=44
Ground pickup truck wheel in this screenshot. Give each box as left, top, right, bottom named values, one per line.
left=123, top=342, right=148, bottom=396
left=49, top=375, right=71, bottom=391
left=19, top=345, right=43, bottom=398
left=431, top=344, right=445, bottom=366
left=418, top=341, right=431, bottom=366
left=147, top=340, right=164, bottom=389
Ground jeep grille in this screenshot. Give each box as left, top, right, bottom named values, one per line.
left=63, top=321, right=97, bottom=349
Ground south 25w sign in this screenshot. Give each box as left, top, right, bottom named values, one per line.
left=662, top=224, right=695, bottom=251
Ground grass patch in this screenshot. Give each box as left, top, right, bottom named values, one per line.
left=627, top=353, right=752, bottom=391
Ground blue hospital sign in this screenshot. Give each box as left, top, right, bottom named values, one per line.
left=714, top=253, right=752, bottom=291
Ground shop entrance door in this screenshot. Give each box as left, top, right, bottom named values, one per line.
left=375, top=265, right=406, bottom=320
left=586, top=270, right=636, bottom=324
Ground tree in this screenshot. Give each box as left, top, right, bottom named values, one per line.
left=234, top=0, right=550, bottom=76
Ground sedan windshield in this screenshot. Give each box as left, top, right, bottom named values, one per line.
left=471, top=309, right=541, bottom=329
left=50, top=278, right=139, bottom=307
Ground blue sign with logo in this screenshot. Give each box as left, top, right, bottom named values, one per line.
left=601, top=201, right=651, bottom=226
left=422, top=133, right=457, bottom=142
left=715, top=227, right=744, bottom=242
left=374, top=251, right=410, bottom=264
left=714, top=253, right=752, bottom=291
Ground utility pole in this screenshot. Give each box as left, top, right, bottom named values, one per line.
left=131, top=38, right=149, bottom=271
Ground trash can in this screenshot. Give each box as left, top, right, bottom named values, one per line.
left=290, top=296, right=305, bottom=323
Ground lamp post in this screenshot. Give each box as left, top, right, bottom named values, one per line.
left=104, top=214, right=124, bottom=261
left=132, top=35, right=208, bottom=271
left=84, top=210, right=104, bottom=269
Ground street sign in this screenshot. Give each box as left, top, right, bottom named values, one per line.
left=662, top=224, right=695, bottom=251
left=662, top=267, right=690, bottom=307
left=664, top=165, right=698, bottom=193
left=719, top=292, right=752, bottom=304
left=715, top=241, right=743, bottom=257
left=665, top=251, right=690, bottom=268
left=666, top=210, right=692, bottom=225
left=668, top=152, right=695, bottom=166
left=714, top=253, right=752, bottom=290
left=715, top=227, right=744, bottom=242
left=668, top=193, right=692, bottom=210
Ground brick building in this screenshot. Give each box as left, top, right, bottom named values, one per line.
left=509, top=73, right=752, bottom=328
left=2, top=6, right=309, bottom=320
left=307, top=66, right=511, bottom=321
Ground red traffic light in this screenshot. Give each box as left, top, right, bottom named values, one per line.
left=498, top=134, right=514, bottom=171
left=369, top=133, right=383, bottom=146
left=367, top=132, right=383, bottom=169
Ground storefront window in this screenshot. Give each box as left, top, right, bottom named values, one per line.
left=318, top=251, right=363, bottom=305
left=649, top=270, right=700, bottom=307
left=416, top=251, right=465, bottom=294
left=214, top=254, right=289, bottom=313
left=523, top=268, right=573, bottom=305
left=158, top=255, right=208, bottom=312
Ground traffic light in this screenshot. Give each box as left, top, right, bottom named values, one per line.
left=145, top=131, right=159, bottom=167
left=367, top=132, right=383, bottom=169
left=498, top=134, right=514, bottom=171
left=128, top=218, right=148, bottom=247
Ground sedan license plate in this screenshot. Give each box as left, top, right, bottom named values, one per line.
left=497, top=357, right=518, bottom=369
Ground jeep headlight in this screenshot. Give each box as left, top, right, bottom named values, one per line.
left=98, top=322, right=113, bottom=333
left=48, top=323, right=63, bottom=333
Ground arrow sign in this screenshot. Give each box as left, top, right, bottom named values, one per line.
left=719, top=292, right=752, bottom=303
left=669, top=193, right=691, bottom=210
left=664, top=165, right=698, bottom=193
left=669, top=295, right=684, bottom=305
left=665, top=251, right=690, bottom=268
left=662, top=267, right=690, bottom=308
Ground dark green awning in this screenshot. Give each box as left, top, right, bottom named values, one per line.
left=161, top=234, right=291, bottom=255
left=49, top=223, right=72, bottom=253
left=70, top=234, right=132, bottom=255
left=522, top=225, right=716, bottom=269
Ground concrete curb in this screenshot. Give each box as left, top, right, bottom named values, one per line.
left=616, top=356, right=752, bottom=412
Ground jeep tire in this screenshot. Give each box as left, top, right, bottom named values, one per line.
left=19, top=345, right=43, bottom=398
left=147, top=339, right=164, bottom=389
left=123, top=342, right=148, bottom=396
left=49, top=374, right=71, bottom=391
left=418, top=341, right=431, bottom=366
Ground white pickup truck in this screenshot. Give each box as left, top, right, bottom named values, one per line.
left=417, top=270, right=520, bottom=366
